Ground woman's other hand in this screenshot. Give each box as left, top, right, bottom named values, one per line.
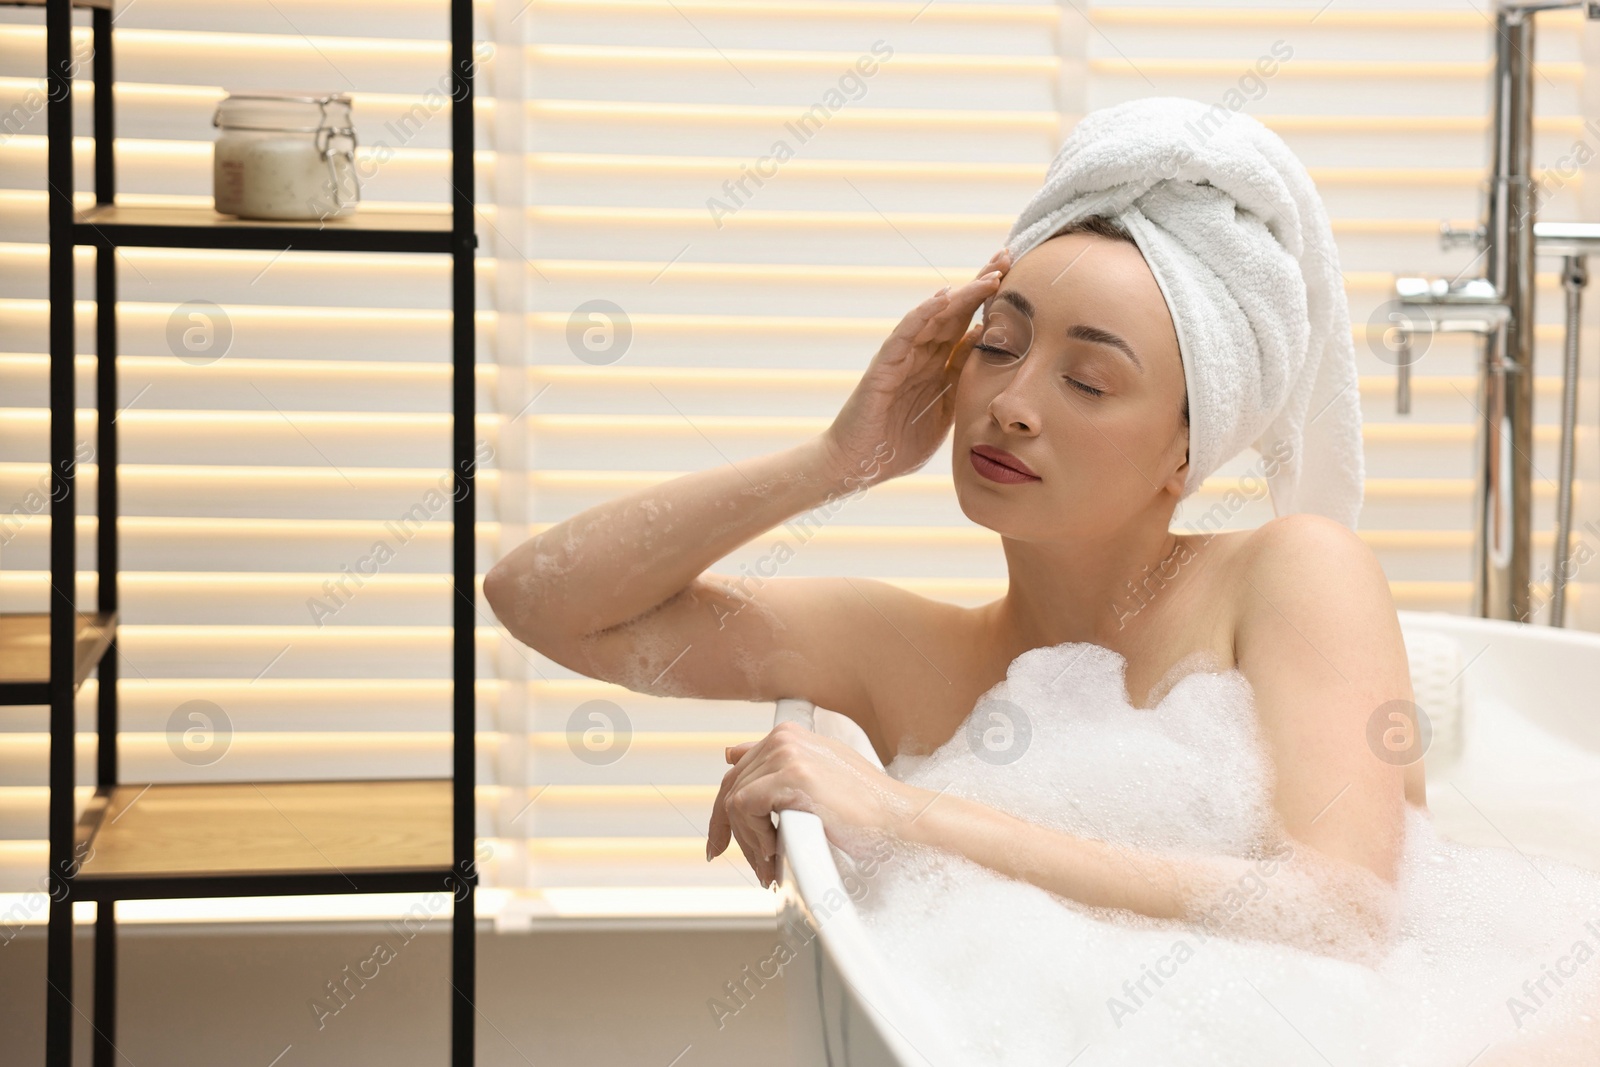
left=818, top=248, right=1012, bottom=488
left=706, top=720, right=926, bottom=888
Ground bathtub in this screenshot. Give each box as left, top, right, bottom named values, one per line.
left=771, top=609, right=1600, bottom=1066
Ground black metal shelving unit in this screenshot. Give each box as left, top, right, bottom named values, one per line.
left=6, top=1, right=480, bottom=1063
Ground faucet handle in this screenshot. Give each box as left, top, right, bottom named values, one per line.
left=1440, top=221, right=1487, bottom=251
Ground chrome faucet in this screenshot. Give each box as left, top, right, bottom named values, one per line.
left=1389, top=0, right=1600, bottom=625
left=1532, top=225, right=1598, bottom=625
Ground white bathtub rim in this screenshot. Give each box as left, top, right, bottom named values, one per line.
left=1396, top=608, right=1600, bottom=755
left=773, top=697, right=963, bottom=1066
left=776, top=807, right=964, bottom=1067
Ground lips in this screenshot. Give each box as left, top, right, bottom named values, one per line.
left=970, top=444, right=1040, bottom=483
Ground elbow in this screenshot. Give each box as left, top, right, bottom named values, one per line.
left=484, top=559, right=566, bottom=655
left=483, top=545, right=589, bottom=650
left=484, top=557, right=554, bottom=651
left=482, top=557, right=520, bottom=630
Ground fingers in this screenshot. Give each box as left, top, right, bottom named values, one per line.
left=708, top=760, right=778, bottom=885
left=706, top=762, right=736, bottom=859
left=706, top=735, right=777, bottom=861
left=741, top=799, right=781, bottom=887
left=897, top=248, right=1013, bottom=343
left=891, top=288, right=956, bottom=347
left=727, top=781, right=780, bottom=887
left=730, top=813, right=770, bottom=884
left=944, top=321, right=983, bottom=384
left=706, top=728, right=807, bottom=887
left=708, top=738, right=759, bottom=854
left=976, top=245, right=1014, bottom=279
left=899, top=281, right=989, bottom=350
left=943, top=265, right=1006, bottom=312
left=732, top=773, right=803, bottom=887
left=919, top=249, right=1013, bottom=339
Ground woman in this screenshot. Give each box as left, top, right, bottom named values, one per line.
left=483, top=215, right=1417, bottom=934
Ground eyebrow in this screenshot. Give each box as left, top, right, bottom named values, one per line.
left=992, top=288, right=1144, bottom=372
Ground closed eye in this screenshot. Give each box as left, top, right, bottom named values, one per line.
left=974, top=343, right=1105, bottom=398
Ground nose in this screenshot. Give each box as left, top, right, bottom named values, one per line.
left=986, top=358, right=1045, bottom=435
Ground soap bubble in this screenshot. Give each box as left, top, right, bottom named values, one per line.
left=851, top=641, right=1600, bottom=1065
left=964, top=696, right=1032, bottom=765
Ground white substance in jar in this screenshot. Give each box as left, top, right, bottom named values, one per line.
left=212, top=91, right=360, bottom=221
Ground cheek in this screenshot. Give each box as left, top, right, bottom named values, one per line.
left=1063, top=406, right=1174, bottom=489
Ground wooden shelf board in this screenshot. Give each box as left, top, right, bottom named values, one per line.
left=0, top=611, right=115, bottom=699
left=77, top=203, right=452, bottom=234
left=72, top=203, right=457, bottom=252
left=75, top=779, right=454, bottom=881
left=1, top=0, right=117, bottom=9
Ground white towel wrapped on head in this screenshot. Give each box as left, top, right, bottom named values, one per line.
left=1004, top=95, right=1365, bottom=529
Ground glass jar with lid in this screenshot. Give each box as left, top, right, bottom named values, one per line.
left=212, top=91, right=360, bottom=221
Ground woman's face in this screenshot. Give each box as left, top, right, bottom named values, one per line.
left=953, top=231, right=1190, bottom=541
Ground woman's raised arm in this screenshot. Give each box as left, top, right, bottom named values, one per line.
left=482, top=249, right=1010, bottom=720
left=484, top=434, right=854, bottom=649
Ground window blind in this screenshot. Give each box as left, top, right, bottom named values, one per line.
left=1, top=0, right=1595, bottom=927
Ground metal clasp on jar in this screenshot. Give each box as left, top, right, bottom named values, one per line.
left=313, top=106, right=361, bottom=214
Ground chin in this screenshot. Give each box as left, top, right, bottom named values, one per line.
left=955, top=475, right=1031, bottom=537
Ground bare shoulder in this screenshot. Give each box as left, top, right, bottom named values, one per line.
left=1225, top=513, right=1424, bottom=820
left=1222, top=515, right=1388, bottom=620
left=1227, top=512, right=1400, bottom=661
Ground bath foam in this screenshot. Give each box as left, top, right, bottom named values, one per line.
left=850, top=642, right=1600, bottom=1066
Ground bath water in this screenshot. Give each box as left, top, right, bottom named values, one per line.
left=846, top=641, right=1600, bottom=1065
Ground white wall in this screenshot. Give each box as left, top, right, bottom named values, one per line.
left=0, top=921, right=793, bottom=1067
